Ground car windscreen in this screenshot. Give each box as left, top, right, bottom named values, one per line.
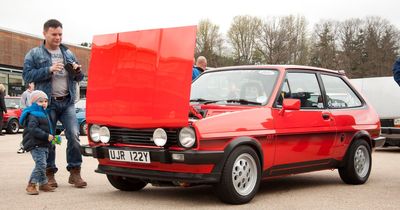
left=190, top=69, right=279, bottom=105
left=5, top=98, right=25, bottom=109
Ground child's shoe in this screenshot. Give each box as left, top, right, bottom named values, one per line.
left=26, top=182, right=39, bottom=195
left=39, top=183, right=55, bottom=192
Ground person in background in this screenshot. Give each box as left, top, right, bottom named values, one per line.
left=18, top=82, right=35, bottom=153
left=0, top=84, right=7, bottom=136
left=192, top=56, right=207, bottom=81
left=21, top=82, right=35, bottom=107
left=393, top=57, right=400, bottom=86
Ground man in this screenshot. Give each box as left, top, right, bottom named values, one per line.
left=192, top=56, right=207, bottom=81
left=393, top=57, right=400, bottom=86
left=21, top=82, right=35, bottom=107
left=17, top=82, right=35, bottom=153
left=0, top=84, right=6, bottom=136
left=23, top=19, right=87, bottom=188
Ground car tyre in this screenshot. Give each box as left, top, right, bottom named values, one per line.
left=106, top=175, right=147, bottom=191
left=338, top=140, right=371, bottom=184
left=214, top=146, right=261, bottom=204
left=80, top=121, right=87, bottom=136
left=6, top=118, right=19, bottom=134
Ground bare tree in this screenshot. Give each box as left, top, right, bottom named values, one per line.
left=227, top=15, right=262, bottom=65
left=256, top=15, right=309, bottom=65
left=195, top=19, right=224, bottom=67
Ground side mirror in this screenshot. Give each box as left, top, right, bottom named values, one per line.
left=279, top=99, right=300, bottom=115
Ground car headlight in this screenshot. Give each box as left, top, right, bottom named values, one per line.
left=99, top=126, right=110, bottom=143
left=90, top=124, right=101, bottom=142
left=178, top=127, right=196, bottom=149
left=394, top=118, right=400, bottom=127
left=153, top=128, right=167, bottom=147
left=90, top=125, right=110, bottom=143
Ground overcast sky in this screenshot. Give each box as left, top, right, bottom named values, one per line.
left=0, top=0, right=399, bottom=45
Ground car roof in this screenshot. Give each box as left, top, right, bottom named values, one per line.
left=206, top=65, right=343, bottom=75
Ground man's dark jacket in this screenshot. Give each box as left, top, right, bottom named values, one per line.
left=393, top=57, right=400, bottom=86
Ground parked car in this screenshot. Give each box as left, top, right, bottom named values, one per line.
left=2, top=97, right=24, bottom=134
left=56, top=99, right=87, bottom=135
left=80, top=26, right=385, bottom=204
left=351, top=77, right=400, bottom=146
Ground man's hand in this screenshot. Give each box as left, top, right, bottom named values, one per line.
left=72, top=62, right=82, bottom=73
left=50, top=63, right=64, bottom=73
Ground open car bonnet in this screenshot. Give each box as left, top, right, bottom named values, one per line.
left=86, top=26, right=196, bottom=128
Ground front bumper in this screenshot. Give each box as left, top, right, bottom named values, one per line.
left=381, top=127, right=400, bottom=146
left=96, top=165, right=221, bottom=184
left=80, top=144, right=224, bottom=183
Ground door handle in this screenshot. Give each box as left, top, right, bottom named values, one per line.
left=322, top=113, right=330, bottom=120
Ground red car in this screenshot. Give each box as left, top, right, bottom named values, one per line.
left=2, top=97, right=24, bottom=134
left=81, top=26, right=385, bottom=204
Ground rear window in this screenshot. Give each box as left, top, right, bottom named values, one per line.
left=321, top=75, right=362, bottom=108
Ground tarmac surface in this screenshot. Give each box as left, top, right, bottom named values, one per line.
left=1, top=132, right=399, bottom=210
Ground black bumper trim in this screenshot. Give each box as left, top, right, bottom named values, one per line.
left=80, top=144, right=224, bottom=164
left=96, top=165, right=220, bottom=184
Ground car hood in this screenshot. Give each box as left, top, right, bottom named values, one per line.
left=86, top=26, right=196, bottom=128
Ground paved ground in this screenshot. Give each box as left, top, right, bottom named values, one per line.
left=1, top=132, right=399, bottom=210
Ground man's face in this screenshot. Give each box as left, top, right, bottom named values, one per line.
left=198, top=61, right=207, bottom=70
left=43, top=27, right=62, bottom=49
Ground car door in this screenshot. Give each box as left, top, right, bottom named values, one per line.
left=320, top=74, right=364, bottom=158
left=272, top=71, right=337, bottom=168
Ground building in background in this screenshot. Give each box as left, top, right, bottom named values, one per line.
left=0, top=27, right=90, bottom=97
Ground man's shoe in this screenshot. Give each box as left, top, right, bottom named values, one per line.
left=26, top=182, right=39, bottom=195
left=46, top=168, right=58, bottom=188
left=39, top=183, right=56, bottom=192
left=17, top=148, right=25, bottom=154
left=69, top=167, right=87, bottom=188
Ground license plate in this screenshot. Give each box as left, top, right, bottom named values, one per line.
left=108, top=149, right=150, bottom=163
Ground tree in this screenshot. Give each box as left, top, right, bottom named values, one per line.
left=337, top=18, right=365, bottom=77
left=195, top=19, right=224, bottom=67
left=227, top=15, right=262, bottom=65
left=256, top=15, right=309, bottom=65
left=309, top=21, right=339, bottom=69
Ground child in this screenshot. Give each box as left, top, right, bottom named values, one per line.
left=19, top=90, right=56, bottom=195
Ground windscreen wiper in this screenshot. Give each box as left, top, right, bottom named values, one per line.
left=225, top=99, right=262, bottom=105
left=190, top=98, right=219, bottom=104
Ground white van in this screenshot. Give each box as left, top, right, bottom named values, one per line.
left=350, top=77, right=400, bottom=146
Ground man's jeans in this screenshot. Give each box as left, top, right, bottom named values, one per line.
left=46, top=97, right=82, bottom=172
left=30, top=147, right=48, bottom=185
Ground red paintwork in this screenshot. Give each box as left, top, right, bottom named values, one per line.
left=86, top=26, right=196, bottom=128
left=2, top=97, right=22, bottom=128
left=86, top=27, right=381, bottom=182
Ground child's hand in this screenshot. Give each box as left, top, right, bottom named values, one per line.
left=48, top=135, right=54, bottom=142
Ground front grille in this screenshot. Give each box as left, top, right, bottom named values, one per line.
left=380, top=119, right=394, bottom=127
left=108, top=127, right=178, bottom=146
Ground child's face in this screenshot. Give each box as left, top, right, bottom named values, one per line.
left=36, top=99, right=48, bottom=109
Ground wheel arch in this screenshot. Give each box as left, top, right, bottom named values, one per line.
left=339, top=130, right=372, bottom=167
left=212, top=136, right=264, bottom=175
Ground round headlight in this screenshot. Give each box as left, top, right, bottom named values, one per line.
left=179, top=127, right=196, bottom=148
left=153, top=128, right=167, bottom=147
left=90, top=124, right=101, bottom=142
left=99, top=126, right=110, bottom=143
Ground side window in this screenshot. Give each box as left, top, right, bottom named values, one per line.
left=321, top=75, right=362, bottom=109
left=277, top=72, right=323, bottom=109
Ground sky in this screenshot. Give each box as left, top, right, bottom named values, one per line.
left=0, top=0, right=399, bottom=45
